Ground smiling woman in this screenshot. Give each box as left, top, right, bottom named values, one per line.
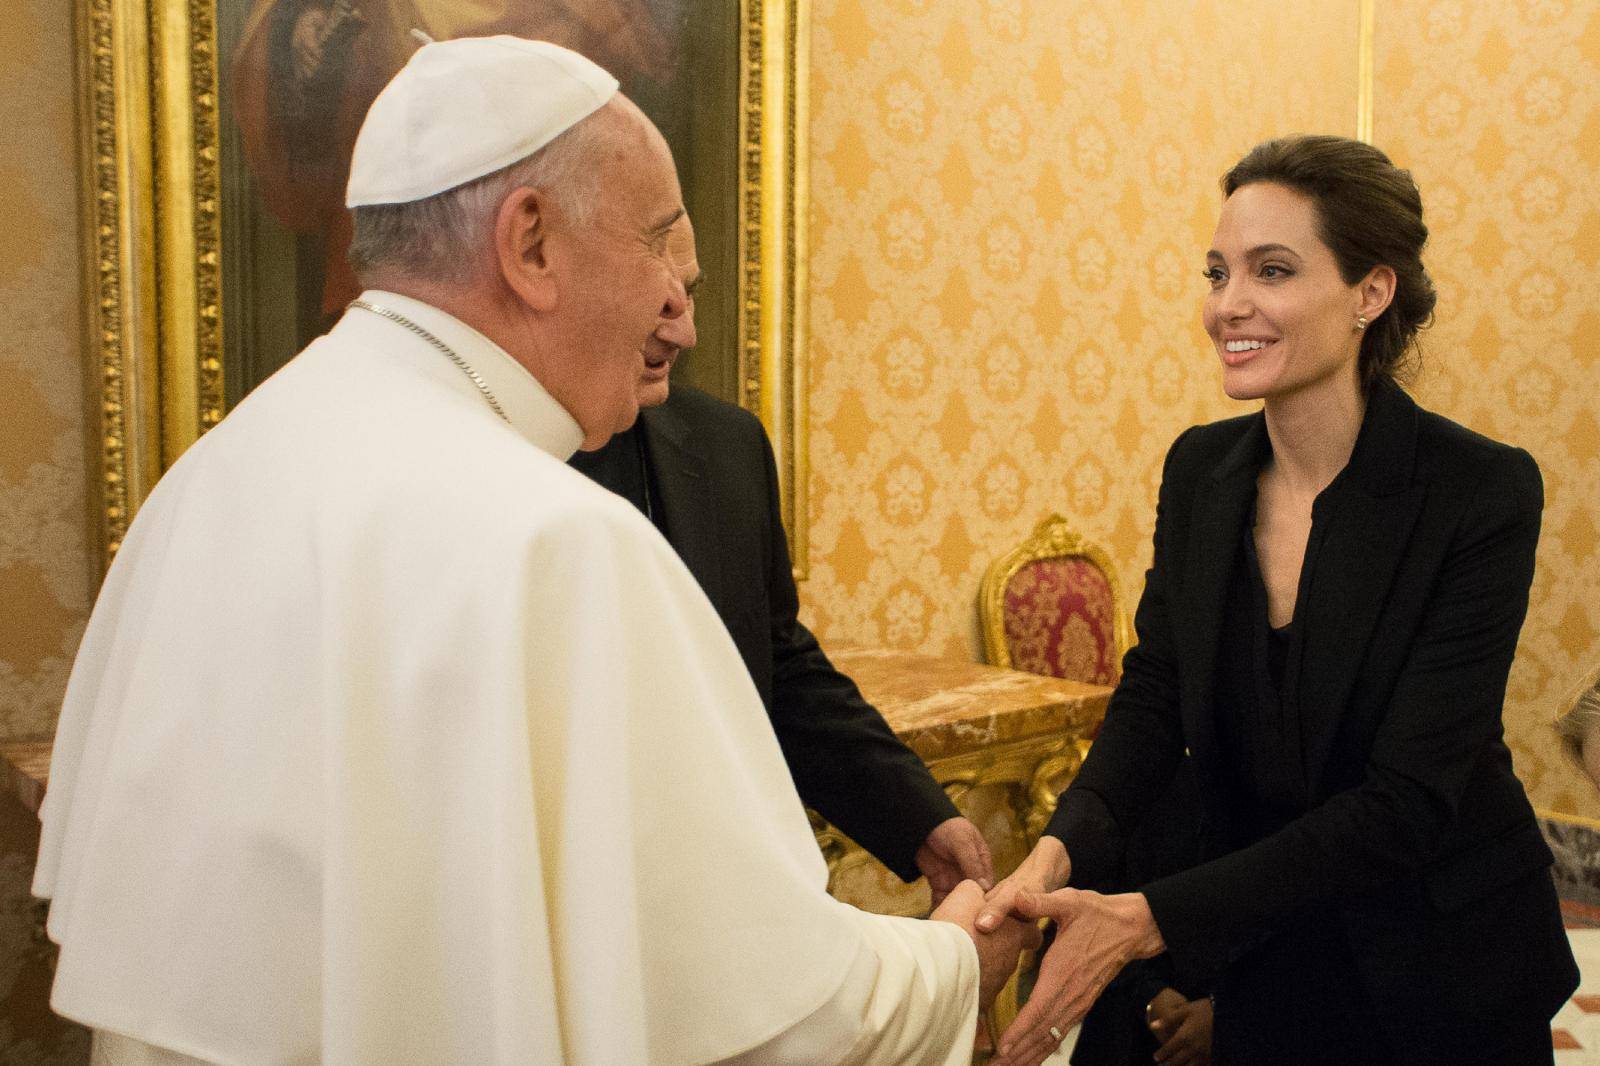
left=981, top=135, right=1578, bottom=1066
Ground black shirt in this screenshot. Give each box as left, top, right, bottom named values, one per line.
left=1214, top=497, right=1313, bottom=844
left=567, top=425, right=669, bottom=537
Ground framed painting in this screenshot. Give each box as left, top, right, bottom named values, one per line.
left=77, top=0, right=809, bottom=573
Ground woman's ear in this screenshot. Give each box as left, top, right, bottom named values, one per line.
left=1357, top=264, right=1397, bottom=323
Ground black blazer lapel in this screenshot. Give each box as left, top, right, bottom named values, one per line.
left=638, top=403, right=726, bottom=615
left=1296, top=382, right=1426, bottom=797
left=1180, top=415, right=1268, bottom=778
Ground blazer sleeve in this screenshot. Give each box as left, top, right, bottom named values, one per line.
left=755, top=430, right=959, bottom=882
left=1043, top=430, right=1193, bottom=890
left=1142, top=446, right=1544, bottom=977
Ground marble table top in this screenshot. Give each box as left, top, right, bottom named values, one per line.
left=830, top=646, right=1113, bottom=763
left=0, top=649, right=1115, bottom=815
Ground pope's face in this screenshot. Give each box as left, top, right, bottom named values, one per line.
left=636, top=214, right=701, bottom=410
left=558, top=105, right=697, bottom=449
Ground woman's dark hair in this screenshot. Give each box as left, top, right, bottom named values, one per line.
left=1222, top=135, right=1436, bottom=390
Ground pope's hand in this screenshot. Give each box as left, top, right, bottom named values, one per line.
left=916, top=816, right=994, bottom=907
left=991, top=889, right=1166, bottom=1066
left=930, top=880, right=1043, bottom=1008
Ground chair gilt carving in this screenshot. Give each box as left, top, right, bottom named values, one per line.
left=980, top=514, right=1132, bottom=687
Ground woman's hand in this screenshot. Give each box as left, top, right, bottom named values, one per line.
left=1147, top=988, right=1213, bottom=1066
left=975, top=835, right=1071, bottom=934
left=990, top=889, right=1166, bottom=1066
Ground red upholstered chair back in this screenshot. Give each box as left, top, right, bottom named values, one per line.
left=980, top=515, right=1130, bottom=686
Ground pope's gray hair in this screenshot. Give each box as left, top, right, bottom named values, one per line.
left=348, top=110, right=609, bottom=285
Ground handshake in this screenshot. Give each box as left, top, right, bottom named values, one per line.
left=929, top=835, right=1169, bottom=1066
left=929, top=880, right=1041, bottom=1012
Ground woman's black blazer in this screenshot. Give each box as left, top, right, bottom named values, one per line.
left=1047, top=379, right=1577, bottom=1060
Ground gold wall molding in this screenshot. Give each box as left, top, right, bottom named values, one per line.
left=79, top=0, right=811, bottom=576
left=743, top=0, right=811, bottom=577
left=153, top=0, right=224, bottom=462
left=1357, top=0, right=1375, bottom=142
left=78, top=0, right=160, bottom=562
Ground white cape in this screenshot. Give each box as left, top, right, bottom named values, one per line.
left=36, top=295, right=976, bottom=1064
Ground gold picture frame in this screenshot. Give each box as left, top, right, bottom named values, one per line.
left=77, top=0, right=810, bottom=576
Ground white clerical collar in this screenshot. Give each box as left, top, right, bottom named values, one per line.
left=356, top=289, right=585, bottom=460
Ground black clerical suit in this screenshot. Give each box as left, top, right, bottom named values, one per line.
left=571, top=384, right=957, bottom=880
left=1049, top=380, right=1578, bottom=1064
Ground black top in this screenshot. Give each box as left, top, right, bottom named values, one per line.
left=569, top=426, right=669, bottom=537
left=1214, top=502, right=1311, bottom=844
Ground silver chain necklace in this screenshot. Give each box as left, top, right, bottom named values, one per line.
left=349, top=299, right=509, bottom=423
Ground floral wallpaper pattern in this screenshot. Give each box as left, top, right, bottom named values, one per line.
left=799, top=0, right=1600, bottom=818
left=1376, top=0, right=1600, bottom=817
left=1, top=0, right=91, bottom=743
left=0, top=2, right=93, bottom=1059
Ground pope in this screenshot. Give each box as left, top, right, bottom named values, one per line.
left=35, top=37, right=1034, bottom=1064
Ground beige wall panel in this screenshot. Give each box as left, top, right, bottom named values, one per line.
left=1376, top=0, right=1600, bottom=818
left=0, top=0, right=91, bottom=741
left=802, top=0, right=1360, bottom=663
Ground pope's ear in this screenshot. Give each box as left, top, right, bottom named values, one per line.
left=494, top=186, right=558, bottom=312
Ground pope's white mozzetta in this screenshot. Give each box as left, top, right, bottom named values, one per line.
left=35, top=293, right=980, bottom=1063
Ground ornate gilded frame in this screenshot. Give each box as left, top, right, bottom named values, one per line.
left=78, top=0, right=810, bottom=575
left=978, top=513, right=1134, bottom=675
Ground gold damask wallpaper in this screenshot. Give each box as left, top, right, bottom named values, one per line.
left=0, top=1, right=1593, bottom=817
left=0, top=2, right=94, bottom=1061
left=798, top=0, right=1600, bottom=819
left=0, top=0, right=92, bottom=744
left=800, top=5, right=1353, bottom=658
left=1376, top=0, right=1600, bottom=818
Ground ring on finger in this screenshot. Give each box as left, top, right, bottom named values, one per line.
left=1049, top=1025, right=1063, bottom=1042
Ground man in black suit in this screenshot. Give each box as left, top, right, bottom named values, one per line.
left=571, top=382, right=992, bottom=898
left=569, top=215, right=991, bottom=899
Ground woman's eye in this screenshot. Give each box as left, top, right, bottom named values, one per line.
left=1260, top=264, right=1292, bottom=279
left=1201, top=267, right=1225, bottom=285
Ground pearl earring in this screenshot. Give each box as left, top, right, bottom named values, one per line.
left=1353, top=315, right=1368, bottom=331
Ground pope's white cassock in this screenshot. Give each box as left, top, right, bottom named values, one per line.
left=34, top=291, right=979, bottom=1064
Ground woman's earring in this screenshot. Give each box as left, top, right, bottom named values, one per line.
left=1353, top=315, right=1368, bottom=331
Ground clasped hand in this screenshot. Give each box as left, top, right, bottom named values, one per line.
left=973, top=837, right=1167, bottom=1066
left=929, top=880, right=1042, bottom=1008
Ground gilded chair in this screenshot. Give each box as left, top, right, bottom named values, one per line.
left=979, top=514, right=1131, bottom=686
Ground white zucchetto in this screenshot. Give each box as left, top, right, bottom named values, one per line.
left=346, top=35, right=619, bottom=208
